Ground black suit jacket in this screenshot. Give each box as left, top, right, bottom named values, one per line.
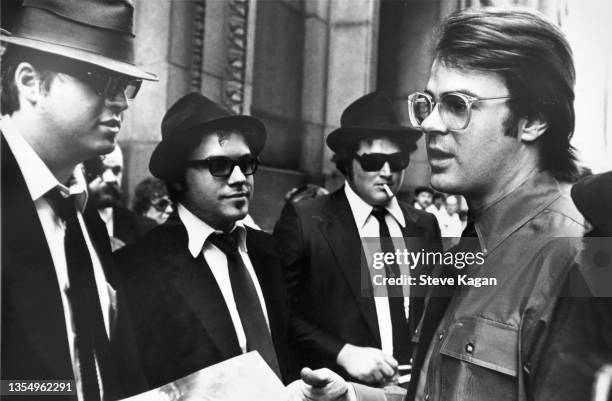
left=1, top=136, right=147, bottom=400
left=273, top=187, right=441, bottom=378
left=113, top=205, right=157, bottom=245
left=114, top=215, right=293, bottom=390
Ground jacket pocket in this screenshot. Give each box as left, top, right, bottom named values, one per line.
left=439, top=317, right=518, bottom=377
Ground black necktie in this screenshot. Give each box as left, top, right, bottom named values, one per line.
left=370, top=208, right=412, bottom=365
left=46, top=188, right=108, bottom=401
left=208, top=231, right=282, bottom=378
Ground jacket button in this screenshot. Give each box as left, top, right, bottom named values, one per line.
left=425, top=394, right=430, bottom=401
left=465, top=343, right=474, bottom=353
left=438, top=332, right=444, bottom=341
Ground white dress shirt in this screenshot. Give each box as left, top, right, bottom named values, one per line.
left=1, top=116, right=115, bottom=401
left=343, top=183, right=409, bottom=358
left=178, top=203, right=270, bottom=353
left=98, top=206, right=114, bottom=237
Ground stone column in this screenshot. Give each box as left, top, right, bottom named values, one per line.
left=299, top=0, right=331, bottom=182
left=324, top=0, right=381, bottom=189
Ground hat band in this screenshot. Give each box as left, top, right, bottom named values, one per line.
left=12, top=7, right=135, bottom=65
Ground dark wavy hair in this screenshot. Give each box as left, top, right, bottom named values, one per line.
left=132, top=177, right=169, bottom=215
left=434, top=7, right=578, bottom=181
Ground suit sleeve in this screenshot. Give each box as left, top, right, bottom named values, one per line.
left=273, top=202, right=346, bottom=366
left=351, top=383, right=387, bottom=401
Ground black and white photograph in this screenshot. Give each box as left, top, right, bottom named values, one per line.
left=1, top=0, right=611, bottom=400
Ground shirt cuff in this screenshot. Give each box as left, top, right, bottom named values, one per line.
left=349, top=383, right=387, bottom=401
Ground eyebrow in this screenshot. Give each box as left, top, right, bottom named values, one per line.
left=423, top=88, right=481, bottom=99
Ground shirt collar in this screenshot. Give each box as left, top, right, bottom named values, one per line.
left=473, top=169, right=563, bottom=253
left=343, top=182, right=406, bottom=229
left=178, top=203, right=247, bottom=258
left=1, top=115, right=88, bottom=211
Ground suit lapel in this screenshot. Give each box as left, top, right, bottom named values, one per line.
left=160, top=223, right=242, bottom=360
left=319, top=190, right=380, bottom=343
left=399, top=203, right=430, bottom=238
left=1, top=139, right=73, bottom=378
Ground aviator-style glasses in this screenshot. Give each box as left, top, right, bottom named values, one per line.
left=186, top=156, right=259, bottom=178
left=407, top=92, right=513, bottom=130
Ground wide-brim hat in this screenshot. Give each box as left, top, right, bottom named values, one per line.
left=0, top=0, right=157, bottom=81
left=571, top=171, right=612, bottom=236
left=150, top=92, right=266, bottom=179
left=326, top=91, right=421, bottom=153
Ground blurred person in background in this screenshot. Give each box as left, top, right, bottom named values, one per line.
left=132, top=176, right=173, bottom=225
left=83, top=145, right=156, bottom=250
left=412, top=186, right=435, bottom=213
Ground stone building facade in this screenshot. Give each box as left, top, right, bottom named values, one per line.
left=3, top=0, right=610, bottom=231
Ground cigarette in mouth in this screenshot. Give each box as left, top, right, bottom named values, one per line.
left=382, top=184, right=394, bottom=198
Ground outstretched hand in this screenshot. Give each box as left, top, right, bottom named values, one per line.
left=285, top=367, right=352, bottom=401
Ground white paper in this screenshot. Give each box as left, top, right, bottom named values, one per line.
left=121, top=351, right=286, bottom=401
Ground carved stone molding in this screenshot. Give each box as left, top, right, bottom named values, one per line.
left=225, top=0, right=250, bottom=113
left=191, top=0, right=206, bottom=91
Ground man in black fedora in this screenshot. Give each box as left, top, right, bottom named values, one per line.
left=1, top=1, right=156, bottom=400
left=114, top=92, right=293, bottom=389
left=274, top=92, right=441, bottom=387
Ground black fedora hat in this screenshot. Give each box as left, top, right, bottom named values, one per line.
left=0, top=0, right=157, bottom=80
left=326, top=91, right=421, bottom=153
left=149, top=92, right=266, bottom=179
left=414, top=186, right=435, bottom=196
left=571, top=171, right=612, bottom=236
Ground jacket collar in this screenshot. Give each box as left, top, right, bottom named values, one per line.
left=473, top=170, right=563, bottom=254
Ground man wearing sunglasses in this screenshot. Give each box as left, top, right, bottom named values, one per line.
left=83, top=145, right=156, bottom=251
left=290, top=8, right=608, bottom=401
left=274, top=92, right=441, bottom=389
left=1, top=0, right=156, bottom=400
left=114, top=92, right=293, bottom=389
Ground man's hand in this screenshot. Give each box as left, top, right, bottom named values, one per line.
left=285, top=367, right=352, bottom=401
left=336, top=344, right=397, bottom=385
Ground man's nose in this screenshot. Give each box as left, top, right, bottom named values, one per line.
left=105, top=89, right=129, bottom=112
left=421, top=103, right=447, bottom=134
left=379, top=162, right=392, bottom=177
left=101, top=169, right=118, bottom=184
left=227, top=165, right=247, bottom=185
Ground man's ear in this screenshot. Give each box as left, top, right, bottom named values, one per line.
left=519, top=112, right=548, bottom=143
left=14, top=62, right=43, bottom=106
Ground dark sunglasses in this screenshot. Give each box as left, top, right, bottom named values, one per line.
left=150, top=197, right=172, bottom=212
left=62, top=68, right=142, bottom=100
left=353, top=152, right=409, bottom=172
left=185, top=156, right=259, bottom=178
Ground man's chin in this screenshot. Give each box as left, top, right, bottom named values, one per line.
left=430, top=174, right=460, bottom=194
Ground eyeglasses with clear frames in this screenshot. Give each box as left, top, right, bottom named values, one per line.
left=407, top=91, right=513, bottom=130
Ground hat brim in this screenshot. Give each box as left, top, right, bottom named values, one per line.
left=149, top=115, right=266, bottom=179
left=1, top=31, right=158, bottom=81
left=326, top=125, right=422, bottom=153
